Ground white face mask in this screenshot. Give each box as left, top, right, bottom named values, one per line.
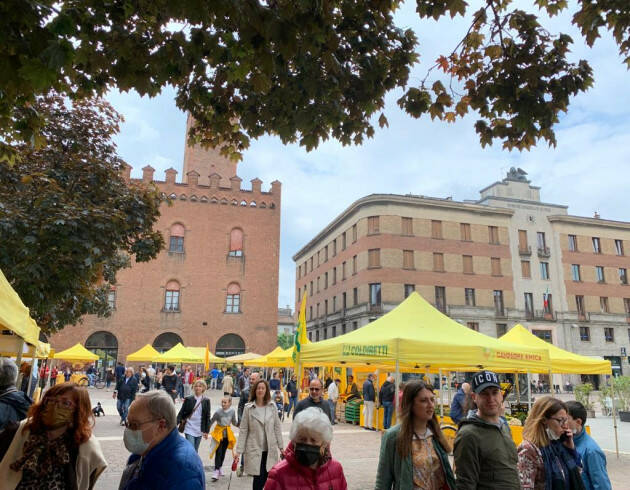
left=546, top=427, right=560, bottom=441
left=124, top=428, right=150, bottom=455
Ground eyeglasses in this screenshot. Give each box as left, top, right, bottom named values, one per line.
left=309, top=388, right=321, bottom=392
left=549, top=417, right=568, bottom=426
left=44, top=398, right=75, bottom=409
left=124, top=418, right=158, bottom=431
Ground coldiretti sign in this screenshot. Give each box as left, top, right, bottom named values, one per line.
left=342, top=344, right=389, bottom=357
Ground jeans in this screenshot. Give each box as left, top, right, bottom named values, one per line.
left=287, top=396, right=297, bottom=418
left=185, top=433, right=202, bottom=452
left=117, top=398, right=131, bottom=422
left=87, top=373, right=95, bottom=386
left=382, top=401, right=393, bottom=429
left=210, top=377, right=218, bottom=389
left=329, top=399, right=337, bottom=423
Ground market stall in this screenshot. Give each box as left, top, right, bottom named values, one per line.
left=126, top=344, right=160, bottom=362
left=53, top=343, right=100, bottom=384
left=224, top=352, right=262, bottom=363
left=152, top=343, right=204, bottom=364
left=243, top=346, right=292, bottom=367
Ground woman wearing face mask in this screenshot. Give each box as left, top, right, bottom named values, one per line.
left=0, top=382, right=107, bottom=489
left=518, top=396, right=585, bottom=490
left=375, top=379, right=455, bottom=490
left=264, top=406, right=347, bottom=489
left=176, top=379, right=211, bottom=452
left=235, top=379, right=284, bottom=490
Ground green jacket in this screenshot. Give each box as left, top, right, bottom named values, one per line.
left=375, top=424, right=456, bottom=490
left=453, top=415, right=520, bottom=490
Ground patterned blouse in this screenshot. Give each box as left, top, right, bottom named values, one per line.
left=517, top=439, right=546, bottom=490
left=411, top=428, right=445, bottom=490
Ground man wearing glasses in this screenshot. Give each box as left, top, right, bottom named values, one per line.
left=293, top=378, right=333, bottom=423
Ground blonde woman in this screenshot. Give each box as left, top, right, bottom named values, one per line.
left=518, top=396, right=584, bottom=490
left=176, top=379, right=210, bottom=452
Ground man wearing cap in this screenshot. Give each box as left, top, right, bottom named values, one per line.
left=454, top=370, right=520, bottom=490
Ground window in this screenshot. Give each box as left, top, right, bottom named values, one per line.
left=368, top=216, right=380, bottom=235
left=324, top=299, right=328, bottom=315
left=431, top=220, right=443, bottom=239
left=225, top=283, right=241, bottom=313
left=403, top=250, right=415, bottom=270
left=435, top=286, right=446, bottom=313
left=576, top=295, right=585, bottom=317
left=332, top=296, right=337, bottom=312
left=491, top=257, right=501, bottom=276
left=342, top=232, right=347, bottom=250
left=496, top=323, right=507, bottom=337
left=316, top=330, right=320, bottom=341
left=107, top=288, right=116, bottom=309
left=352, top=224, right=357, bottom=243
left=353, top=287, right=358, bottom=305
left=309, top=306, right=313, bottom=320
left=322, top=328, right=327, bottom=340
left=494, top=290, right=504, bottom=316
left=467, top=322, right=479, bottom=331
left=488, top=226, right=499, bottom=244
left=353, top=321, right=358, bottom=331
left=521, top=260, right=531, bottom=278
left=604, top=327, right=614, bottom=342
left=543, top=292, right=553, bottom=314
left=368, top=249, right=381, bottom=268
left=533, top=330, right=552, bottom=343
left=404, top=284, right=415, bottom=298
left=571, top=264, right=581, bottom=282
left=518, top=230, right=528, bottom=252
left=600, top=296, right=609, bottom=313
left=352, top=255, right=357, bottom=274
left=342, top=261, right=347, bottom=280
left=369, top=283, right=381, bottom=308
left=342, top=323, right=346, bottom=334
left=624, top=298, right=630, bottom=316
left=615, top=239, right=624, bottom=256
left=324, top=272, right=328, bottom=289
left=433, top=252, right=444, bottom=272
left=332, top=267, right=337, bottom=285
left=592, top=237, right=601, bottom=254
left=297, top=266, right=301, bottom=280
left=332, top=326, right=336, bottom=337
left=460, top=223, right=471, bottom=241
left=164, top=281, right=180, bottom=311
left=324, top=246, right=328, bottom=262
left=169, top=223, right=185, bottom=252
left=524, top=293, right=534, bottom=319
left=308, top=331, right=313, bottom=341
left=310, top=257, right=313, bottom=271
left=332, top=239, right=337, bottom=257
left=316, top=303, right=320, bottom=317
left=402, top=217, right=413, bottom=236
left=463, top=255, right=473, bottom=274
left=317, top=276, right=320, bottom=293
left=596, top=266, right=605, bottom=283
left=228, top=228, right=243, bottom=256
left=317, top=251, right=321, bottom=266
left=540, top=262, right=550, bottom=280
left=537, top=232, right=546, bottom=250
left=309, top=281, right=313, bottom=296
left=619, top=268, right=628, bottom=285
left=342, top=292, right=347, bottom=310
left=568, top=235, right=578, bottom=252
left=579, top=326, right=590, bottom=342
left=465, top=288, right=476, bottom=306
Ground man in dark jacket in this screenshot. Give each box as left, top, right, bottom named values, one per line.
left=114, top=367, right=139, bottom=425
left=0, top=358, right=32, bottom=431
left=378, top=375, right=396, bottom=430
left=294, top=378, right=333, bottom=423
left=237, top=371, right=259, bottom=424
left=454, top=370, right=520, bottom=490
left=161, top=365, right=179, bottom=402
left=450, top=381, right=471, bottom=424
left=285, top=374, right=298, bottom=419
left=362, top=373, right=376, bottom=430
left=115, top=362, right=126, bottom=382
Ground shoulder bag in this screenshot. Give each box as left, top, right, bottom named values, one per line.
left=178, top=398, right=204, bottom=433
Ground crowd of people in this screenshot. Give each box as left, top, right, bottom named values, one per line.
left=0, top=355, right=615, bottom=489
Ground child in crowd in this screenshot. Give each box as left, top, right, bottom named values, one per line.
left=209, top=396, right=238, bottom=481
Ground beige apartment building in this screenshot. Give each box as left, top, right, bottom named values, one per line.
left=293, top=169, right=630, bottom=384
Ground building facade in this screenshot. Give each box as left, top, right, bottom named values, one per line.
left=52, top=117, right=282, bottom=365
left=277, top=306, right=296, bottom=336
left=293, top=169, right=630, bottom=383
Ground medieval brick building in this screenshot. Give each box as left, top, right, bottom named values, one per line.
left=51, top=116, right=281, bottom=365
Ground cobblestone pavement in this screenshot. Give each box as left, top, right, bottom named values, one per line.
left=89, top=388, right=630, bottom=489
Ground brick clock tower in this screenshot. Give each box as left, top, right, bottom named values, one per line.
left=52, top=116, right=281, bottom=366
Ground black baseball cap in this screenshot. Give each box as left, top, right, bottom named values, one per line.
left=471, top=370, right=501, bottom=394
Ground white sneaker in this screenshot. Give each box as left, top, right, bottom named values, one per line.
left=218, top=468, right=224, bottom=477
left=211, top=470, right=219, bottom=481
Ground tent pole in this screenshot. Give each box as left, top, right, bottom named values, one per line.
left=515, top=372, right=520, bottom=403
left=549, top=370, right=554, bottom=395
left=15, top=338, right=25, bottom=389
left=394, top=339, right=400, bottom=416
left=45, top=359, right=54, bottom=393
left=447, top=371, right=452, bottom=406
left=439, top=368, right=444, bottom=418
left=526, top=371, right=531, bottom=411
left=26, top=357, right=37, bottom=397
left=611, top=379, right=619, bottom=459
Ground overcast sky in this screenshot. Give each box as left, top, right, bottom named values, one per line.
left=106, top=2, right=630, bottom=311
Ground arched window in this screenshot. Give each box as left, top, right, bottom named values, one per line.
left=164, top=280, right=180, bottom=311
left=153, top=332, right=183, bottom=353
left=85, top=331, right=119, bottom=367
left=215, top=333, right=245, bottom=357
left=225, top=283, right=241, bottom=313
left=169, top=223, right=185, bottom=253
left=228, top=228, right=243, bottom=257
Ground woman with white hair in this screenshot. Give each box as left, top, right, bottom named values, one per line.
left=265, top=406, right=347, bottom=489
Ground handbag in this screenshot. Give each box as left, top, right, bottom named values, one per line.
left=178, top=398, right=204, bottom=433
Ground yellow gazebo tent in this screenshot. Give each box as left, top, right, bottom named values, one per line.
left=500, top=324, right=612, bottom=374
left=187, top=347, right=224, bottom=364
left=225, top=352, right=262, bottom=363
left=299, top=292, right=550, bottom=372
left=0, top=268, right=41, bottom=346
left=53, top=343, right=99, bottom=361
left=153, top=343, right=204, bottom=363
left=126, top=344, right=160, bottom=362
left=243, top=346, right=292, bottom=367
left=0, top=336, right=50, bottom=359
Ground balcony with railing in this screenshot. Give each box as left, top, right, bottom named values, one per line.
left=519, top=245, right=532, bottom=256
left=537, top=246, right=551, bottom=258
left=534, top=309, right=556, bottom=321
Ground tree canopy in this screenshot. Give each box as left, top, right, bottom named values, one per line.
left=1, top=0, right=628, bottom=162
left=0, top=95, right=164, bottom=334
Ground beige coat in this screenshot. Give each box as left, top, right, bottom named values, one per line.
left=0, top=419, right=108, bottom=489
left=236, top=401, right=283, bottom=475
left=222, top=375, right=234, bottom=394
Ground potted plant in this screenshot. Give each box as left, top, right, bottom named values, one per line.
left=574, top=383, right=595, bottom=418
left=613, top=376, right=630, bottom=422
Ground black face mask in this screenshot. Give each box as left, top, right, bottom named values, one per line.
left=295, top=443, right=321, bottom=467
